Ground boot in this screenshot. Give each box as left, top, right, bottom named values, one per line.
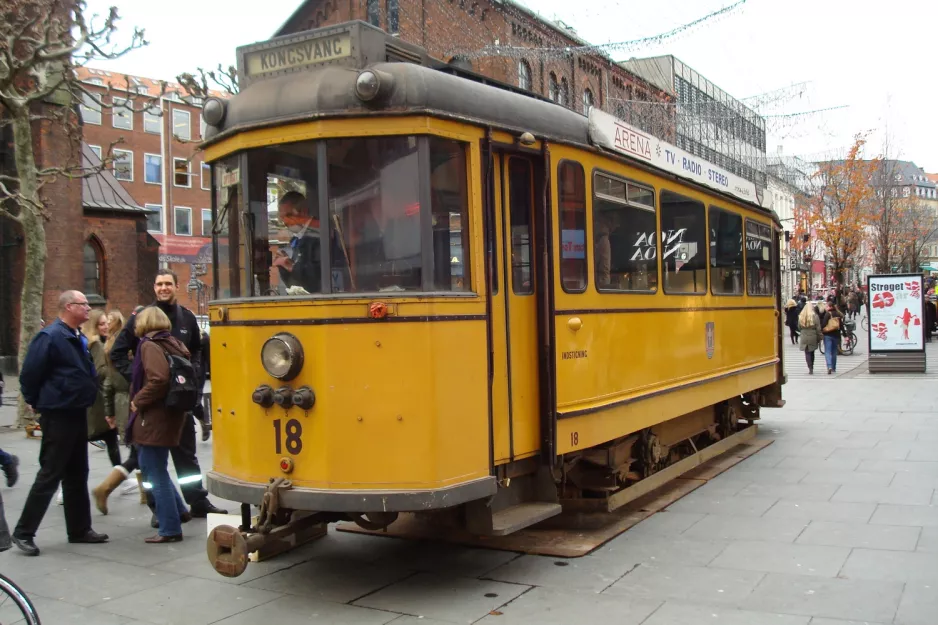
left=92, top=466, right=128, bottom=515
left=137, top=473, right=147, bottom=505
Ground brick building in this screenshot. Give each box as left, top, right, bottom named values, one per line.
left=276, top=0, right=673, bottom=138
left=74, top=67, right=218, bottom=313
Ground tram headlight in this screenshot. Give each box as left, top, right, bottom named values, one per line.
left=260, top=333, right=304, bottom=381
left=355, top=69, right=394, bottom=102
left=201, top=97, right=227, bottom=127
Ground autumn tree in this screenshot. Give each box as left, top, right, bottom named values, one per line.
left=0, top=0, right=149, bottom=426
left=804, top=135, right=878, bottom=287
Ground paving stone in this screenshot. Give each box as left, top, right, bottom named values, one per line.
left=18, top=559, right=181, bottom=608
left=484, top=553, right=634, bottom=592
left=775, top=457, right=862, bottom=471
left=244, top=557, right=414, bottom=603
left=682, top=514, right=809, bottom=543
left=763, top=500, right=876, bottom=523
left=603, top=563, right=765, bottom=606
left=870, top=504, right=938, bottom=527
left=914, top=526, right=938, bottom=552
left=841, top=548, right=938, bottom=583
left=624, top=511, right=707, bottom=537
left=97, top=577, right=283, bottom=625
left=857, top=460, right=938, bottom=475
left=640, top=602, right=810, bottom=625
left=666, top=494, right=778, bottom=517
left=809, top=619, right=889, bottom=625
left=592, top=535, right=729, bottom=568
left=474, top=585, right=660, bottom=625
left=741, top=573, right=904, bottom=623
left=353, top=572, right=529, bottom=623
left=735, top=483, right=839, bottom=502
left=711, top=467, right=810, bottom=484
left=891, top=472, right=938, bottom=489
left=709, top=540, right=850, bottom=577
left=847, top=430, right=918, bottom=443
left=799, top=469, right=894, bottom=486
left=796, top=520, right=920, bottom=551
left=0, top=594, right=132, bottom=625
left=828, top=444, right=912, bottom=462
left=895, top=582, right=938, bottom=625
left=211, top=594, right=397, bottom=625
left=386, top=618, right=459, bottom=625
left=373, top=542, right=520, bottom=579
left=832, top=484, right=934, bottom=505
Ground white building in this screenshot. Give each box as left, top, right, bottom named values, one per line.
left=761, top=174, right=798, bottom=299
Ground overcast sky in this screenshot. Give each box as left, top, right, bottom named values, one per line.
left=83, top=0, right=938, bottom=171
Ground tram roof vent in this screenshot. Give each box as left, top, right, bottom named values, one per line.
left=385, top=41, right=424, bottom=65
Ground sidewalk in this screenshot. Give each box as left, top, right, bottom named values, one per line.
left=1, top=344, right=937, bottom=623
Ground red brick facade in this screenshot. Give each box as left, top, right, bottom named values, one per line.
left=277, top=0, right=673, bottom=137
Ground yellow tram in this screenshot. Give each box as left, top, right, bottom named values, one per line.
left=200, top=21, right=785, bottom=576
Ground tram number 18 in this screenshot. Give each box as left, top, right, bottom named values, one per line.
left=273, top=418, right=303, bottom=455
left=570, top=432, right=579, bottom=447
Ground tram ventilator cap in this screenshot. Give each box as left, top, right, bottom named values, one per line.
left=355, top=69, right=395, bottom=102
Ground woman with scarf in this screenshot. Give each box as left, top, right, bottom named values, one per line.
left=128, top=307, right=192, bottom=543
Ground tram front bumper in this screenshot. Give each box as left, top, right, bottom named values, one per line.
left=206, top=471, right=497, bottom=513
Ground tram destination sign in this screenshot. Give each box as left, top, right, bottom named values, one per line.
left=242, top=32, right=352, bottom=79
left=588, top=108, right=759, bottom=205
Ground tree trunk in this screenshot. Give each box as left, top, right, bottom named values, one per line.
left=11, top=107, right=47, bottom=429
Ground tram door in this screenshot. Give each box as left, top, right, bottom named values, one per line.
left=491, top=154, right=541, bottom=462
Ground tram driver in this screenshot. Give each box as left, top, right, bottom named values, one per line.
left=273, top=191, right=322, bottom=294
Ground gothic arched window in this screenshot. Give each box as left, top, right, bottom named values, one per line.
left=518, top=60, right=531, bottom=90
left=83, top=237, right=105, bottom=296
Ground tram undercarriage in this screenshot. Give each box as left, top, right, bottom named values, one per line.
left=206, top=396, right=764, bottom=578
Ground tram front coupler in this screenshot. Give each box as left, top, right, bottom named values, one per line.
left=206, top=477, right=331, bottom=578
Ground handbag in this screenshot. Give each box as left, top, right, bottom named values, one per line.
left=823, top=316, right=840, bottom=333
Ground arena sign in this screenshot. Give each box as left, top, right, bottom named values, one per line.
left=588, top=108, right=759, bottom=205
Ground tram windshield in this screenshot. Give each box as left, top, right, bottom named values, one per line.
left=212, top=136, right=470, bottom=299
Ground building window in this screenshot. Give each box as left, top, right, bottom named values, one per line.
left=174, top=206, right=192, bottom=236
left=201, top=208, right=212, bottom=237
left=174, top=158, right=190, bottom=187
left=144, top=154, right=162, bottom=185
left=172, top=109, right=190, bottom=140
left=709, top=207, right=744, bottom=295
left=558, top=161, right=587, bottom=292
left=88, top=145, right=102, bottom=161
left=549, top=73, right=558, bottom=102
left=559, top=77, right=569, bottom=107
left=144, top=105, right=161, bottom=134
left=199, top=116, right=206, bottom=140
left=201, top=163, right=211, bottom=190
left=87, top=78, right=104, bottom=86
left=593, top=172, right=657, bottom=292
left=112, top=149, right=133, bottom=181
left=145, top=203, right=163, bottom=233
left=386, top=0, right=399, bottom=33
left=80, top=93, right=101, bottom=125
left=83, top=238, right=104, bottom=297
left=111, top=97, right=133, bottom=130
left=582, top=88, right=594, bottom=114
left=367, top=0, right=380, bottom=26
left=660, top=190, right=707, bottom=294
left=518, top=60, right=531, bottom=90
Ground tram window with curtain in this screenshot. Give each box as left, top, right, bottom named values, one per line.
left=558, top=161, right=587, bottom=292
left=660, top=190, right=707, bottom=294
left=709, top=206, right=744, bottom=295
left=593, top=172, right=657, bottom=293
left=745, top=219, right=774, bottom=296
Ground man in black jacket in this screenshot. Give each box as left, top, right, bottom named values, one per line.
left=272, top=191, right=321, bottom=294
left=109, top=271, right=226, bottom=521
left=12, top=291, right=109, bottom=556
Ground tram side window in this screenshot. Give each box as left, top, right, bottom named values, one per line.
left=508, top=158, right=534, bottom=295
left=213, top=157, right=239, bottom=299
left=593, top=173, right=657, bottom=293
left=558, top=161, right=587, bottom=293
left=709, top=207, right=744, bottom=295
left=429, top=138, right=471, bottom=292
left=745, top=219, right=774, bottom=296
left=660, top=190, right=707, bottom=294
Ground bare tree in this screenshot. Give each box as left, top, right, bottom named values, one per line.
left=0, top=0, right=152, bottom=426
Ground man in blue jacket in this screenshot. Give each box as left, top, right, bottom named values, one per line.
left=11, top=291, right=109, bottom=556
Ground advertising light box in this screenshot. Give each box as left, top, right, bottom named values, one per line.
left=868, top=274, right=925, bottom=352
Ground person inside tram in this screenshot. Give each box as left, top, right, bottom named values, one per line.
left=272, top=191, right=321, bottom=294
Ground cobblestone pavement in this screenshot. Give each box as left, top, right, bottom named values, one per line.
left=2, top=328, right=938, bottom=624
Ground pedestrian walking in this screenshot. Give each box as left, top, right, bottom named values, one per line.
left=12, top=290, right=109, bottom=556
left=798, top=302, right=821, bottom=375
left=127, top=307, right=193, bottom=543
left=821, top=297, right=844, bottom=375
left=109, top=272, right=226, bottom=527
left=84, top=309, right=121, bottom=466
left=784, top=299, right=800, bottom=344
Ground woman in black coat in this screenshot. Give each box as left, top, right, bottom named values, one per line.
left=784, top=299, right=800, bottom=344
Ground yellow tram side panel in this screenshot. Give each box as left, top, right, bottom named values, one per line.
left=547, top=144, right=779, bottom=454
left=209, top=300, right=491, bottom=491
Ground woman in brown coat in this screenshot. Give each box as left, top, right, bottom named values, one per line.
left=129, top=307, right=192, bottom=543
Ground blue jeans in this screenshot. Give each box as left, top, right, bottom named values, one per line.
left=137, top=445, right=188, bottom=537
left=824, top=334, right=839, bottom=372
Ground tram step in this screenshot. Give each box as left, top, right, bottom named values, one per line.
left=490, top=502, right=562, bottom=536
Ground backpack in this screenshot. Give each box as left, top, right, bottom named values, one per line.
left=163, top=351, right=200, bottom=412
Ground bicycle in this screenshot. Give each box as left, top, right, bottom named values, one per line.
left=0, top=572, right=41, bottom=624
left=819, top=320, right=857, bottom=356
